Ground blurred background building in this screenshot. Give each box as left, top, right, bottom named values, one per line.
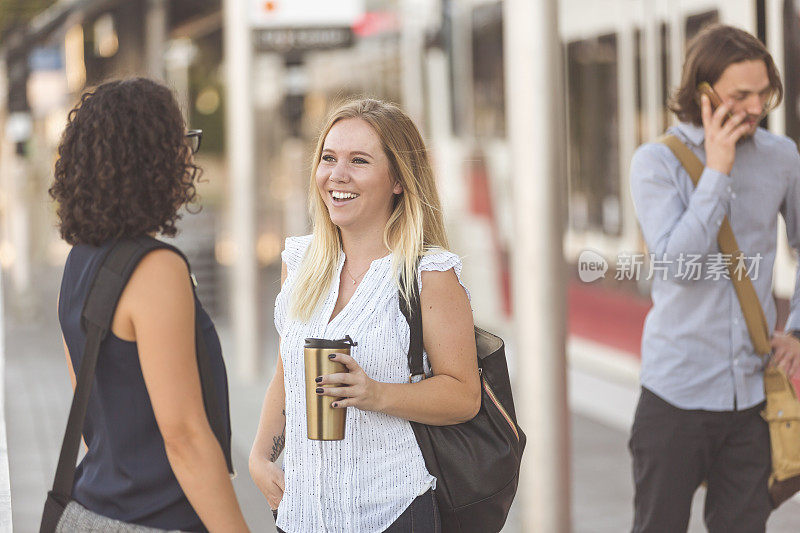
left=2, top=0, right=800, bottom=530
left=2, top=0, right=799, bottom=362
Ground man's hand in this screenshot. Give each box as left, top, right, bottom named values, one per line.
left=701, top=94, right=750, bottom=175
left=769, top=333, right=800, bottom=379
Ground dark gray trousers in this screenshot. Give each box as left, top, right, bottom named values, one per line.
left=629, top=387, right=772, bottom=533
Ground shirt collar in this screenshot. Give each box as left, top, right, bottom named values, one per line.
left=674, top=121, right=706, bottom=147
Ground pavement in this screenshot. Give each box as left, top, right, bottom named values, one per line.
left=0, top=274, right=10, bottom=533
left=3, top=266, right=800, bottom=532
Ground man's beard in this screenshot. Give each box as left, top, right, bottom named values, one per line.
left=740, top=112, right=765, bottom=138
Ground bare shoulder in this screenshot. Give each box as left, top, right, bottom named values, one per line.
left=121, top=248, right=192, bottom=313
left=112, top=248, right=192, bottom=340
left=420, top=268, right=471, bottom=318
left=419, top=267, right=476, bottom=374
left=129, top=248, right=190, bottom=287
left=421, top=267, right=458, bottom=288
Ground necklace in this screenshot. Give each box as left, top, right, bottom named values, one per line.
left=343, top=260, right=371, bottom=285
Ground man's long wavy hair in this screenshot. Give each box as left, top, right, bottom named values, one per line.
left=668, top=24, right=783, bottom=126
left=50, top=78, right=200, bottom=246
left=290, top=98, right=449, bottom=322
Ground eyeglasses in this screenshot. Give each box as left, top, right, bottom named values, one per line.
left=186, top=129, right=203, bottom=154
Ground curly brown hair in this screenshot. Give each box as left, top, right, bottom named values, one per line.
left=668, top=24, right=783, bottom=126
left=50, top=78, right=201, bottom=246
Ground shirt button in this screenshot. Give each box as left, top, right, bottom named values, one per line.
left=734, top=319, right=739, bottom=325
left=731, top=192, right=737, bottom=199
left=727, top=186, right=732, bottom=193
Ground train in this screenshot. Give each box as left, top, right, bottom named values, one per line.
left=435, top=0, right=800, bottom=332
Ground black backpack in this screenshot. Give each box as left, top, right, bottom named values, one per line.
left=399, top=272, right=526, bottom=533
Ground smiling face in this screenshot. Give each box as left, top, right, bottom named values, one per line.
left=315, top=118, right=403, bottom=232
left=712, top=59, right=774, bottom=136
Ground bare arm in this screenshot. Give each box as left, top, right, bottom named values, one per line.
left=124, top=250, right=248, bottom=532
left=62, top=335, right=76, bottom=390
left=249, top=262, right=288, bottom=509
left=250, top=354, right=287, bottom=464
left=320, top=268, right=481, bottom=425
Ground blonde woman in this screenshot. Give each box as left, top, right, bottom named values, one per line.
left=249, top=99, right=480, bottom=532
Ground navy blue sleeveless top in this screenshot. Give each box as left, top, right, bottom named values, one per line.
left=57, top=240, right=231, bottom=532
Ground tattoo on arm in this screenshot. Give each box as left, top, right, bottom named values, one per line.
left=269, top=409, right=287, bottom=462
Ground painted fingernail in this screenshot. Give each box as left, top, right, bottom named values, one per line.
left=332, top=402, right=338, bottom=408
left=316, top=387, right=324, bottom=394
left=328, top=354, right=336, bottom=359
left=315, top=376, right=322, bottom=383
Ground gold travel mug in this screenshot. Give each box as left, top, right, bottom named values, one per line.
left=304, top=336, right=357, bottom=440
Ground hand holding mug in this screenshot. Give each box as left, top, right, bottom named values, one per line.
left=316, top=352, right=384, bottom=413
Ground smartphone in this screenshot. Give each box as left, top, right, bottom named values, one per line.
left=696, top=82, right=733, bottom=121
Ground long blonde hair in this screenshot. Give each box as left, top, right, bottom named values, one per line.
left=291, top=98, right=449, bottom=321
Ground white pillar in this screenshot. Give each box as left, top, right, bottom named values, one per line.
left=766, top=0, right=785, bottom=136
left=164, top=39, right=196, bottom=123
left=224, top=0, right=259, bottom=380
left=400, top=0, right=426, bottom=127
left=145, top=0, right=167, bottom=81
left=450, top=1, right=475, bottom=138
left=503, top=0, right=570, bottom=531
left=766, top=0, right=795, bottom=300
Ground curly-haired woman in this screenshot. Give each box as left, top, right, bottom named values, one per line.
left=50, top=78, right=249, bottom=532
left=249, top=99, right=480, bottom=532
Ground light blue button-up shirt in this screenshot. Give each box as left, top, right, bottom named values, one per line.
left=630, top=121, right=800, bottom=411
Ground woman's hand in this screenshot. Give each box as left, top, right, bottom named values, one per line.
left=249, top=457, right=285, bottom=510
left=316, top=353, right=384, bottom=412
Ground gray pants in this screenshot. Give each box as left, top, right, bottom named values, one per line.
left=56, top=501, right=182, bottom=532
left=629, top=387, right=772, bottom=533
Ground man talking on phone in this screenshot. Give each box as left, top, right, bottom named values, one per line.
left=629, top=24, right=800, bottom=532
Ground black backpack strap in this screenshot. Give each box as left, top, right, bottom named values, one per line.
left=52, top=237, right=232, bottom=500
left=398, top=264, right=425, bottom=381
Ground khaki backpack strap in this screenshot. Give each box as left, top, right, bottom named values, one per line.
left=658, top=134, right=771, bottom=355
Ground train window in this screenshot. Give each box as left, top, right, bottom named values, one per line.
left=634, top=29, right=644, bottom=146
left=785, top=0, right=800, bottom=144
left=471, top=2, right=505, bottom=138
left=633, top=24, right=670, bottom=144
left=660, top=22, right=670, bottom=131
left=567, top=34, right=621, bottom=236
left=685, top=10, right=719, bottom=41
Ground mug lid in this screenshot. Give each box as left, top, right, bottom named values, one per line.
left=304, top=335, right=357, bottom=349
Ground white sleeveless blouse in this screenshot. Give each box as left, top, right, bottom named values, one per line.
left=274, top=235, right=470, bottom=533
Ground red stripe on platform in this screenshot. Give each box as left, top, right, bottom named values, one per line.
left=568, top=281, right=651, bottom=357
